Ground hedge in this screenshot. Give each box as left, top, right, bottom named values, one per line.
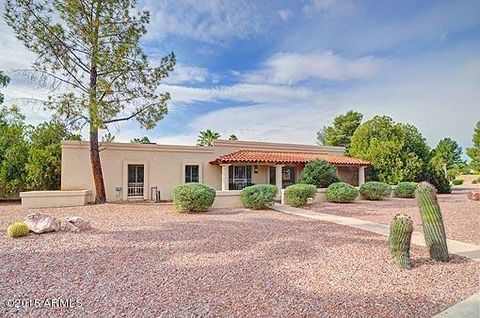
left=394, top=182, right=417, bottom=198
left=284, top=184, right=317, bottom=207
left=172, top=183, right=216, bottom=213
left=240, top=184, right=278, bottom=210
left=359, top=181, right=391, bottom=200
left=325, top=182, right=358, bottom=203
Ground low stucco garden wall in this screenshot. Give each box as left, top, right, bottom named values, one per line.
left=20, top=190, right=93, bottom=209
left=213, top=190, right=243, bottom=209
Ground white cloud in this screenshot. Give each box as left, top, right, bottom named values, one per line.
left=163, top=64, right=209, bottom=84
left=141, top=0, right=270, bottom=44
left=244, top=51, right=383, bottom=84
left=278, top=9, right=293, bottom=22
left=159, top=82, right=321, bottom=111
left=303, top=0, right=356, bottom=17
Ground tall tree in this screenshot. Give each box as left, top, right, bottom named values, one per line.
left=5, top=0, right=175, bottom=203
left=130, top=136, right=151, bottom=143
left=466, top=122, right=480, bottom=173
left=349, top=116, right=430, bottom=184
left=197, top=129, right=220, bottom=147
left=317, top=110, right=363, bottom=152
left=430, top=138, right=462, bottom=172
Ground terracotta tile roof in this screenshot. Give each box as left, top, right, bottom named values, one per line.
left=210, top=150, right=369, bottom=166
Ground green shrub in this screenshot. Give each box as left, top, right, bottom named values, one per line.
left=359, top=181, right=391, bottom=200
left=473, top=179, right=479, bottom=184
left=451, top=179, right=464, bottom=185
left=172, top=183, right=216, bottom=213
left=325, top=182, right=358, bottom=203
left=240, top=184, right=278, bottom=210
left=416, top=169, right=451, bottom=194
left=7, top=221, right=29, bottom=238
left=284, top=184, right=317, bottom=207
left=394, top=182, right=417, bottom=198
left=299, top=159, right=340, bottom=188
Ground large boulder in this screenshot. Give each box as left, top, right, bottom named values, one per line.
left=467, top=191, right=480, bottom=201
left=59, top=216, right=91, bottom=233
left=24, top=213, right=58, bottom=233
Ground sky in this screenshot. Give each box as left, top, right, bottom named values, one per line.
left=0, top=0, right=479, bottom=154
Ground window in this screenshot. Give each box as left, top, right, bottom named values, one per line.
left=185, top=165, right=200, bottom=183
left=228, top=165, right=252, bottom=190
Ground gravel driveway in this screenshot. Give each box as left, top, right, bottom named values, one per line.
left=1, top=202, right=479, bottom=317
left=306, top=191, right=480, bottom=245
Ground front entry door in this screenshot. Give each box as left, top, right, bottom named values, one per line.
left=269, top=166, right=296, bottom=188
left=127, top=164, right=144, bottom=198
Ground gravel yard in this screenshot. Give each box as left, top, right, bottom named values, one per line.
left=1, top=202, right=479, bottom=317
left=306, top=191, right=480, bottom=245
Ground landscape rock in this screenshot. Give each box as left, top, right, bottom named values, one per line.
left=467, top=191, right=480, bottom=201
left=59, top=216, right=91, bottom=232
left=24, top=213, right=58, bottom=233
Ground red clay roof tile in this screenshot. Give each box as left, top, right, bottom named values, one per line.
left=210, top=150, right=369, bottom=166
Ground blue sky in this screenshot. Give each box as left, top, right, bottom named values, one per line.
left=0, top=0, right=479, bottom=153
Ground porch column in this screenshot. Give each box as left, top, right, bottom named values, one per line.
left=358, top=166, right=366, bottom=186
left=221, top=164, right=230, bottom=191
left=275, top=165, right=284, bottom=191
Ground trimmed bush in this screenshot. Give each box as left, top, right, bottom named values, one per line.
left=325, top=182, right=358, bottom=203
left=299, top=159, right=340, bottom=188
left=394, top=182, right=417, bottom=198
left=452, top=179, right=464, bottom=185
left=7, top=221, right=29, bottom=238
left=359, top=181, right=391, bottom=200
left=240, top=184, right=278, bottom=210
left=284, top=184, right=317, bottom=207
left=172, top=183, right=216, bottom=213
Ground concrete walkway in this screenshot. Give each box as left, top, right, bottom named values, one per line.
left=432, top=292, right=480, bottom=318
left=271, top=203, right=480, bottom=318
left=271, top=203, right=480, bottom=262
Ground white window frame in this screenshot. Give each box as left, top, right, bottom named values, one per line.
left=181, top=162, right=203, bottom=184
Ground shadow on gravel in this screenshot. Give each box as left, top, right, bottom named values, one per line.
left=411, top=254, right=472, bottom=269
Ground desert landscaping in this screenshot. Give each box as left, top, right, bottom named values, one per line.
left=1, top=194, right=479, bottom=317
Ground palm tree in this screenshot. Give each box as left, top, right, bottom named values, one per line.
left=197, top=129, right=220, bottom=146
left=228, top=134, right=238, bottom=141
left=131, top=136, right=151, bottom=143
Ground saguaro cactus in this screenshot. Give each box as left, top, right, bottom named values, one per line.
left=389, top=214, right=413, bottom=269
left=415, top=182, right=449, bottom=262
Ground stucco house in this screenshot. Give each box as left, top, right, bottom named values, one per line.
left=60, top=139, right=369, bottom=202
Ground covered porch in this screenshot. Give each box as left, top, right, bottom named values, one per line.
left=209, top=150, right=370, bottom=191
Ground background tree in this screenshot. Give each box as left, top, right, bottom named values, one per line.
left=349, top=116, right=430, bottom=184
left=0, top=105, right=29, bottom=199
left=197, top=129, right=220, bottom=147
left=5, top=0, right=176, bottom=203
left=0, top=71, right=10, bottom=104
left=466, top=121, right=480, bottom=172
left=228, top=134, right=238, bottom=141
left=130, top=136, right=151, bottom=143
left=429, top=138, right=462, bottom=172
left=317, top=110, right=363, bottom=152
left=26, top=121, right=79, bottom=190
